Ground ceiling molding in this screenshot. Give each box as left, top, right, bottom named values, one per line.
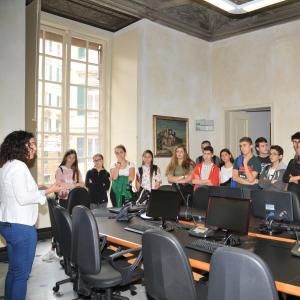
left=29, top=0, right=300, bottom=41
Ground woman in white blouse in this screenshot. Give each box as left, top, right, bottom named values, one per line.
left=0, top=131, right=61, bottom=300
left=219, top=148, right=234, bottom=186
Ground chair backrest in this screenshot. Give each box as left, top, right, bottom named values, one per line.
left=158, top=184, right=176, bottom=192
left=193, top=186, right=209, bottom=210
left=71, top=205, right=100, bottom=275
left=67, top=187, right=90, bottom=214
left=142, top=230, right=198, bottom=300
left=207, top=247, right=279, bottom=300
left=52, top=205, right=72, bottom=260
left=291, top=192, right=300, bottom=222
left=47, top=198, right=60, bottom=242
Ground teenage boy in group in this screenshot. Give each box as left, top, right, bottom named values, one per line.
left=192, top=146, right=220, bottom=191
left=195, top=140, right=220, bottom=167
left=255, top=137, right=271, bottom=172
left=232, top=137, right=261, bottom=189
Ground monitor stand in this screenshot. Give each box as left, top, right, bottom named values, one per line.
left=257, top=220, right=282, bottom=236
left=223, top=231, right=241, bottom=247
left=160, top=218, right=174, bottom=232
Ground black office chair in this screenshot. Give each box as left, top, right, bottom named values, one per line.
left=67, top=187, right=90, bottom=214
left=72, top=205, right=143, bottom=299
left=51, top=205, right=76, bottom=293
left=158, top=185, right=176, bottom=191
left=291, top=192, right=300, bottom=221
left=207, top=247, right=279, bottom=300
left=47, top=197, right=61, bottom=256
left=142, top=229, right=207, bottom=300
left=193, top=186, right=209, bottom=211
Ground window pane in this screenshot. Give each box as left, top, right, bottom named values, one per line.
left=39, top=55, right=43, bottom=80
left=69, top=110, right=85, bottom=133
left=88, top=42, right=100, bottom=64
left=44, top=159, right=60, bottom=185
left=71, top=62, right=86, bottom=85
left=38, top=81, right=43, bottom=105
left=44, top=108, right=62, bottom=133
left=87, top=159, right=94, bottom=171
left=44, top=134, right=62, bottom=157
left=45, top=32, right=63, bottom=57
left=69, top=136, right=85, bottom=157
left=45, top=57, right=62, bottom=82
left=87, top=136, right=99, bottom=157
left=78, top=158, right=85, bottom=178
left=87, top=88, right=99, bottom=110
left=45, top=83, right=62, bottom=107
left=37, top=133, right=43, bottom=157
left=70, top=86, right=85, bottom=109
left=71, top=38, right=86, bottom=62
left=87, top=112, right=99, bottom=134
left=39, top=30, right=43, bottom=53
left=38, top=107, right=43, bottom=132
left=88, top=64, right=99, bottom=87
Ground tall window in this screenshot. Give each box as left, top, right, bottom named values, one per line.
left=38, top=27, right=102, bottom=185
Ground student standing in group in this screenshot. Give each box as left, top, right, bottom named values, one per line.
left=85, top=154, right=110, bottom=209
left=195, top=140, right=220, bottom=166
left=0, top=131, right=62, bottom=300
left=55, top=149, right=84, bottom=209
left=136, top=150, right=162, bottom=192
left=283, top=142, right=300, bottom=199
left=166, top=144, right=195, bottom=184
left=219, top=148, right=234, bottom=186
left=110, top=145, right=135, bottom=207
left=291, top=132, right=300, bottom=156
left=255, top=137, right=271, bottom=172
left=191, top=146, right=220, bottom=191
left=232, top=137, right=261, bottom=189
left=259, top=145, right=286, bottom=191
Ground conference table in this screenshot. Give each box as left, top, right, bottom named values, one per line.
left=94, top=212, right=300, bottom=297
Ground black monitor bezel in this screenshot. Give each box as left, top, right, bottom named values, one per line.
left=205, top=196, right=251, bottom=235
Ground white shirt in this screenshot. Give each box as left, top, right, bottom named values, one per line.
left=137, top=165, right=162, bottom=191
left=220, top=166, right=233, bottom=184
left=0, top=160, right=46, bottom=226
left=201, top=163, right=213, bottom=180
left=110, top=161, right=135, bottom=176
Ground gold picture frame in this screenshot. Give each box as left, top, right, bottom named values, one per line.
left=153, top=115, right=189, bottom=157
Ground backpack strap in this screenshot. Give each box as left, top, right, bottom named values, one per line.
left=138, top=166, right=143, bottom=179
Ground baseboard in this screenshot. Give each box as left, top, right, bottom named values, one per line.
left=0, top=227, right=52, bottom=263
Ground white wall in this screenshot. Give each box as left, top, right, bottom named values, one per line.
left=0, top=0, right=25, bottom=141
left=212, top=20, right=300, bottom=163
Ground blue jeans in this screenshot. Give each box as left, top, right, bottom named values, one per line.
left=0, top=222, right=37, bottom=300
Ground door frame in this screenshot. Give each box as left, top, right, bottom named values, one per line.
left=224, top=103, right=273, bottom=153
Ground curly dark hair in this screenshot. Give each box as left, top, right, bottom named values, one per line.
left=0, top=130, right=34, bottom=167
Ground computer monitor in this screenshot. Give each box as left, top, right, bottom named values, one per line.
left=206, top=196, right=251, bottom=235
left=146, top=189, right=181, bottom=228
left=251, top=190, right=294, bottom=222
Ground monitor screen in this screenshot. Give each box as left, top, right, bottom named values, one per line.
left=147, top=189, right=181, bottom=220
left=206, top=196, right=251, bottom=235
left=208, top=186, right=251, bottom=200
left=251, top=190, right=294, bottom=222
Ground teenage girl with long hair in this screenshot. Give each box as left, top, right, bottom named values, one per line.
left=55, top=149, right=84, bottom=208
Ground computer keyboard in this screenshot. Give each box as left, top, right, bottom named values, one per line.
left=124, top=223, right=159, bottom=234
left=186, top=239, right=228, bottom=254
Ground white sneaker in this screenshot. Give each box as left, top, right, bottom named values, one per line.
left=41, top=249, right=59, bottom=262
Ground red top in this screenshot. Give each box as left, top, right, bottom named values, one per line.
left=191, top=162, right=220, bottom=191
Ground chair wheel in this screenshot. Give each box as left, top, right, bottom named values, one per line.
left=53, top=285, right=59, bottom=292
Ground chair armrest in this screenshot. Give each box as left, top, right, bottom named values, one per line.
left=99, top=235, right=107, bottom=253
left=109, top=247, right=142, bottom=272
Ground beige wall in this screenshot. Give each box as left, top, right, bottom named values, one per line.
left=212, top=20, right=300, bottom=163
left=137, top=20, right=212, bottom=183
left=111, top=24, right=140, bottom=166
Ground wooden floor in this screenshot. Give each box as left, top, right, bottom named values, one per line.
left=0, top=240, right=147, bottom=300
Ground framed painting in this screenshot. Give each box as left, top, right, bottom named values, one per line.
left=153, top=115, right=189, bottom=157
